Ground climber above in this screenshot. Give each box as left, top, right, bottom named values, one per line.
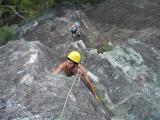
left=52, top=51, right=100, bottom=103
left=68, top=21, right=81, bottom=38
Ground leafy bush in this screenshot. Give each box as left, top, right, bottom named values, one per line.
left=0, top=0, right=59, bottom=24
left=97, top=44, right=113, bottom=54
left=0, top=26, right=15, bottom=45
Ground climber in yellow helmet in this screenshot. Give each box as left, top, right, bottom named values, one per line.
left=52, top=51, right=100, bottom=103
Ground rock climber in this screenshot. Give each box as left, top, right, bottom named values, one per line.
left=68, top=21, right=81, bottom=38
left=52, top=51, right=100, bottom=103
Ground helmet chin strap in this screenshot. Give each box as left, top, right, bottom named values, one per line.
left=70, top=62, right=77, bottom=70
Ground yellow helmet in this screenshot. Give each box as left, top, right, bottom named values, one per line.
left=67, top=51, right=81, bottom=64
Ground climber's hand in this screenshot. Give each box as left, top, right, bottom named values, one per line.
left=95, top=95, right=100, bottom=104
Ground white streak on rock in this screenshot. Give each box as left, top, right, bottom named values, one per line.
left=19, top=74, right=34, bottom=85
left=87, top=71, right=99, bottom=82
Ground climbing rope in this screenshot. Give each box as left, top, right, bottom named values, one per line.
left=59, top=17, right=96, bottom=119
left=59, top=50, right=87, bottom=120
left=59, top=73, right=81, bottom=120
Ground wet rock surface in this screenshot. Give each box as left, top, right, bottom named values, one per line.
left=1, top=0, right=160, bottom=120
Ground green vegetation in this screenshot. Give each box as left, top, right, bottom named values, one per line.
left=0, top=0, right=97, bottom=45
left=0, top=0, right=96, bottom=26
left=97, top=43, right=113, bottom=54
left=0, top=26, right=15, bottom=45
left=0, top=0, right=58, bottom=18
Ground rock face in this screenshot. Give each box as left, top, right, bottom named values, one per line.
left=0, top=40, right=110, bottom=120
left=1, top=0, right=160, bottom=120
left=86, top=0, right=160, bottom=45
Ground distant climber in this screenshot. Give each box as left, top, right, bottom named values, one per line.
left=52, top=51, right=100, bottom=103
left=68, top=21, right=81, bottom=38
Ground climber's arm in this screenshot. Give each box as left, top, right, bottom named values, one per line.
left=53, top=62, right=66, bottom=74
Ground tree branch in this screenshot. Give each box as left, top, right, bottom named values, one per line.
left=0, top=5, right=25, bottom=19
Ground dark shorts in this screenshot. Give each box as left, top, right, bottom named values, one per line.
left=71, top=29, right=76, bottom=34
